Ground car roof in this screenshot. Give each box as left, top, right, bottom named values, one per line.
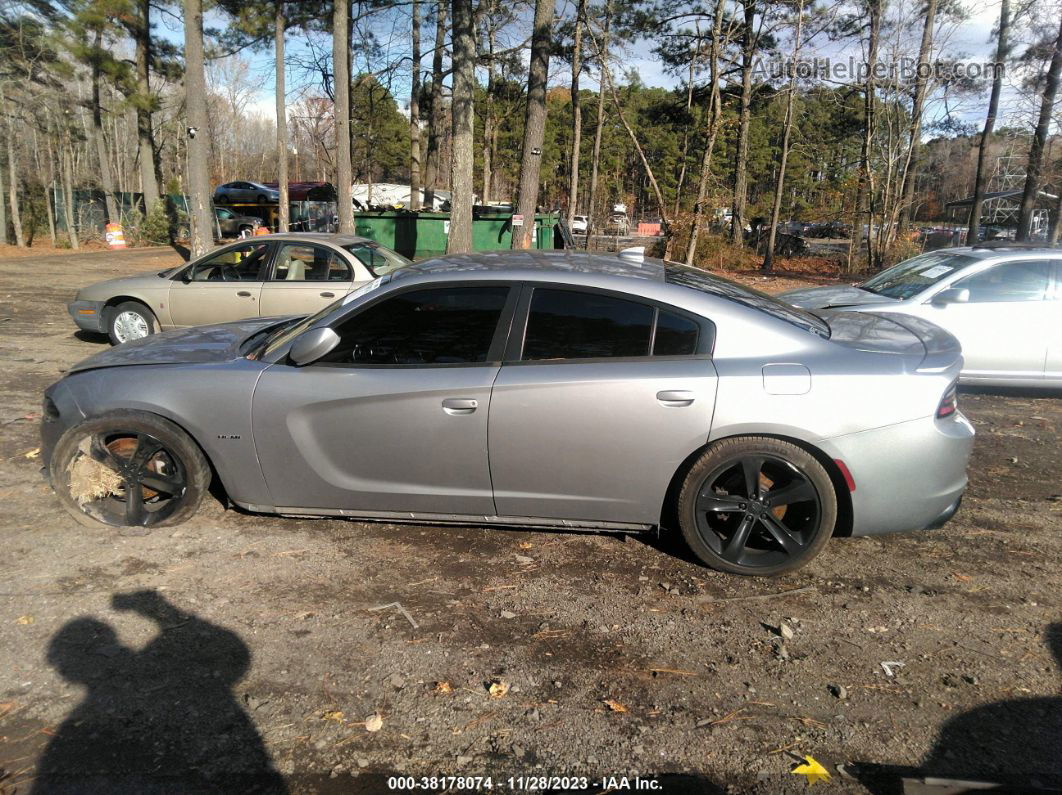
left=938, top=244, right=1060, bottom=260
left=392, top=251, right=665, bottom=283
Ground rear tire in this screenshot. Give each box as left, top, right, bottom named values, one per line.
left=107, top=301, right=157, bottom=346
left=677, top=436, right=836, bottom=576
left=49, top=411, right=211, bottom=530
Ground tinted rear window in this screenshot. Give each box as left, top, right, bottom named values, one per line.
left=523, top=289, right=654, bottom=360
left=654, top=310, right=699, bottom=355
left=664, top=263, right=829, bottom=338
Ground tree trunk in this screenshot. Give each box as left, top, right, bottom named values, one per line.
left=672, top=31, right=699, bottom=220
left=91, top=29, right=119, bottom=223
left=62, top=140, right=79, bottom=249
left=276, top=0, right=289, bottom=232
left=447, top=0, right=475, bottom=253
left=135, top=0, right=160, bottom=213
left=423, top=1, right=447, bottom=208
left=685, top=0, right=726, bottom=265
left=409, top=0, right=422, bottom=210
left=183, top=0, right=214, bottom=257
left=583, top=0, right=611, bottom=248
left=33, top=128, right=56, bottom=245
left=730, top=0, right=756, bottom=245
left=512, top=0, right=556, bottom=249
left=1016, top=12, right=1062, bottom=241
left=968, top=0, right=1009, bottom=243
left=334, top=0, right=354, bottom=233
left=859, top=0, right=881, bottom=269
left=896, top=0, right=937, bottom=236
left=6, top=117, right=25, bottom=247
left=566, top=0, right=585, bottom=228
left=481, top=6, right=497, bottom=205
left=0, top=117, right=7, bottom=246
left=762, top=0, right=804, bottom=272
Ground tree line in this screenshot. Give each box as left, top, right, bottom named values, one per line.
left=1, top=0, right=1061, bottom=267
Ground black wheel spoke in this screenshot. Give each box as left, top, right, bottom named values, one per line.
left=124, top=481, right=147, bottom=525
left=140, top=473, right=184, bottom=496
left=130, top=435, right=163, bottom=469
left=697, top=492, right=746, bottom=512
left=760, top=513, right=803, bottom=555
left=88, top=437, right=122, bottom=470
left=722, top=513, right=756, bottom=561
left=740, top=457, right=762, bottom=499
left=765, top=479, right=816, bottom=507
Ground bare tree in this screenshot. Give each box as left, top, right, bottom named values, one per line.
left=583, top=0, right=611, bottom=248
left=730, top=0, right=757, bottom=245
left=423, top=1, right=447, bottom=207
left=447, top=0, right=475, bottom=252
left=512, top=0, right=556, bottom=248
left=858, top=0, right=882, bottom=269
left=334, top=0, right=354, bottom=233
left=1017, top=12, right=1062, bottom=240
left=131, top=0, right=161, bottom=212
left=183, top=0, right=214, bottom=257
left=90, top=29, right=119, bottom=222
left=566, top=0, right=586, bottom=227
left=968, top=0, right=1009, bottom=243
left=685, top=0, right=729, bottom=265
left=896, top=0, right=938, bottom=236
left=6, top=116, right=25, bottom=247
left=409, top=0, right=422, bottom=210
left=275, top=1, right=289, bottom=232
left=762, top=0, right=805, bottom=271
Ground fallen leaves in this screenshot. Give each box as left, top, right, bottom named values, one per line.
left=791, top=755, right=831, bottom=786
left=487, top=679, right=509, bottom=699
left=15, top=615, right=33, bottom=625
left=602, top=698, right=628, bottom=713
left=364, top=713, right=383, bottom=732
left=321, top=710, right=344, bottom=723
left=433, top=681, right=453, bottom=694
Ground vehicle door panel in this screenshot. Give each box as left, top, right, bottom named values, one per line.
left=919, top=260, right=1051, bottom=380
left=489, top=359, right=718, bottom=524
left=259, top=243, right=364, bottom=317
left=166, top=241, right=271, bottom=327
left=1044, top=261, right=1062, bottom=382
left=252, top=284, right=512, bottom=515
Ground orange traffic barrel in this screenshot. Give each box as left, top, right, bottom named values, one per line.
left=254, top=225, right=270, bottom=236
left=105, top=223, right=127, bottom=249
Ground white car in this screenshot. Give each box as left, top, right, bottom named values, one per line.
left=571, top=215, right=588, bottom=233
left=781, top=243, right=1062, bottom=388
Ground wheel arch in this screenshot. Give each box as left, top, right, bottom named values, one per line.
left=660, top=433, right=854, bottom=538
left=103, top=295, right=160, bottom=322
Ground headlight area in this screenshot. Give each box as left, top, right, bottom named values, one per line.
left=42, top=395, right=60, bottom=421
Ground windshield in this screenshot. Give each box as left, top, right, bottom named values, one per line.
left=664, top=263, right=830, bottom=338
left=861, top=251, right=977, bottom=300
left=343, top=242, right=413, bottom=277
left=255, top=278, right=385, bottom=358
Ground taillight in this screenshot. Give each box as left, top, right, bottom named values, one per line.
left=936, top=380, right=958, bottom=419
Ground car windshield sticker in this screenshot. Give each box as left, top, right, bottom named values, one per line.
left=919, top=264, right=953, bottom=278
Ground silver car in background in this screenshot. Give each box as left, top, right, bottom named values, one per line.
left=41, top=252, right=974, bottom=576
left=781, top=243, right=1062, bottom=387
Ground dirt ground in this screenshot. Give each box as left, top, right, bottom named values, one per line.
left=0, top=248, right=1060, bottom=794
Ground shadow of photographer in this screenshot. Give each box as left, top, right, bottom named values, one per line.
left=32, top=589, right=287, bottom=794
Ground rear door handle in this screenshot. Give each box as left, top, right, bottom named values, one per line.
left=320, top=291, right=335, bottom=298
left=657, top=390, right=695, bottom=407
left=236, top=290, right=252, bottom=297
left=442, top=398, right=478, bottom=415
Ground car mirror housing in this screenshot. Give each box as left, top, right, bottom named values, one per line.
left=931, top=287, right=969, bottom=306
left=288, top=327, right=340, bottom=366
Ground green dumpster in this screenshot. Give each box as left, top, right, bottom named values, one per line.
left=352, top=210, right=558, bottom=260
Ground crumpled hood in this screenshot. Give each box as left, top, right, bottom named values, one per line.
left=779, top=285, right=897, bottom=309
left=67, top=317, right=281, bottom=373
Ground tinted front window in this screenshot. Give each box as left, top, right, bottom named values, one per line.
left=861, top=252, right=978, bottom=299
left=664, top=263, right=829, bottom=338
left=953, top=260, right=1050, bottom=303
left=187, top=242, right=270, bottom=281
left=523, top=289, right=654, bottom=360
left=654, top=310, right=699, bottom=355
left=320, top=286, right=509, bottom=365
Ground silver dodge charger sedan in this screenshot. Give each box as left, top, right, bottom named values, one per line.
left=41, top=252, right=974, bottom=576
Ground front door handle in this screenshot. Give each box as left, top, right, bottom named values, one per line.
left=236, top=290, right=252, bottom=297
left=320, top=291, right=335, bottom=298
left=657, top=390, right=695, bottom=407
left=442, top=398, right=478, bottom=415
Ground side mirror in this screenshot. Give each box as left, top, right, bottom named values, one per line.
left=289, top=327, right=340, bottom=366
left=931, top=287, right=969, bottom=306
